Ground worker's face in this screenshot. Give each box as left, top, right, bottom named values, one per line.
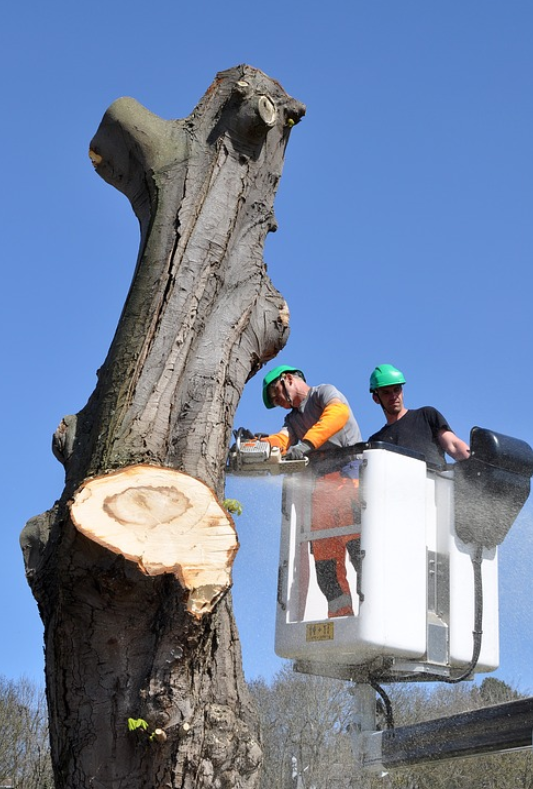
left=268, top=374, right=295, bottom=409
left=373, top=384, right=404, bottom=416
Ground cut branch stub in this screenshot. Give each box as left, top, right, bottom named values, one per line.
left=70, top=465, right=238, bottom=617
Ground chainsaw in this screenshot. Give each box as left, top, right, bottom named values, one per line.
left=226, top=428, right=309, bottom=476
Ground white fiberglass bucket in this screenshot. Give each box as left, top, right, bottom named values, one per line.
left=274, top=445, right=499, bottom=678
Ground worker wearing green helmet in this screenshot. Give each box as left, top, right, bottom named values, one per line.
left=368, top=363, right=406, bottom=393
left=369, top=364, right=470, bottom=468
left=262, top=365, right=306, bottom=409
left=259, top=364, right=362, bottom=618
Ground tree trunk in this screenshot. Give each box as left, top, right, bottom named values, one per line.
left=20, top=65, right=305, bottom=789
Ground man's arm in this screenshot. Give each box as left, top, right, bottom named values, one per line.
left=303, top=399, right=350, bottom=449
left=438, top=429, right=470, bottom=461
left=283, top=400, right=350, bottom=460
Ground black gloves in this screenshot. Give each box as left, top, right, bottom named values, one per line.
left=285, top=441, right=313, bottom=461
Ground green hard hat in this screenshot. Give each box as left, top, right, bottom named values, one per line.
left=262, top=365, right=305, bottom=408
left=369, top=364, right=406, bottom=392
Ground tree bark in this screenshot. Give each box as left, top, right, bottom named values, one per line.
left=20, top=65, right=305, bottom=789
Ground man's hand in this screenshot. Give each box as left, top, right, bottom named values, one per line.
left=285, top=441, right=313, bottom=461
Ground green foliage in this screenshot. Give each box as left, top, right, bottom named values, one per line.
left=127, top=717, right=149, bottom=733
left=479, top=676, right=520, bottom=705
left=223, top=498, right=243, bottom=516
left=127, top=717, right=167, bottom=744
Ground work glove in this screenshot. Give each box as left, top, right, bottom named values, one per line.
left=285, top=441, right=313, bottom=461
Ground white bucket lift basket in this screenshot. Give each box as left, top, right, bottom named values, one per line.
left=274, top=439, right=513, bottom=683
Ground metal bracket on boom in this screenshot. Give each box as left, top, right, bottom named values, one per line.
left=349, top=684, right=387, bottom=777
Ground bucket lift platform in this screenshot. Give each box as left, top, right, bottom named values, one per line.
left=274, top=428, right=533, bottom=684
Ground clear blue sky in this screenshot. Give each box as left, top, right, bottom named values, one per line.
left=2, top=2, right=532, bottom=692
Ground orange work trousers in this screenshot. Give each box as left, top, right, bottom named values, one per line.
left=311, top=470, right=361, bottom=617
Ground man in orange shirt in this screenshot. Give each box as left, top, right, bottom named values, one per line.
left=261, top=365, right=362, bottom=617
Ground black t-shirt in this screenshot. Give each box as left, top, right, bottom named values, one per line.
left=368, top=407, right=451, bottom=469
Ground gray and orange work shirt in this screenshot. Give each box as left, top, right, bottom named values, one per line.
left=266, top=383, right=362, bottom=475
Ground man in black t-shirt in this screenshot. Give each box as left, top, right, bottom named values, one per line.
left=368, top=364, right=470, bottom=468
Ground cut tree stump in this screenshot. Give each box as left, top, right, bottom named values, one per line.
left=70, top=465, right=238, bottom=617
left=20, top=64, right=305, bottom=789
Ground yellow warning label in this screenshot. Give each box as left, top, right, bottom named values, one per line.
left=306, top=622, right=334, bottom=642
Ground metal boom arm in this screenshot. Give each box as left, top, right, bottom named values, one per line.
left=359, top=696, right=533, bottom=772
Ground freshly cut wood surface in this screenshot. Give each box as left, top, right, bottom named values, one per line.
left=70, top=464, right=238, bottom=616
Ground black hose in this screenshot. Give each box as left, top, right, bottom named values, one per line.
left=446, top=543, right=484, bottom=683
left=370, top=680, right=395, bottom=730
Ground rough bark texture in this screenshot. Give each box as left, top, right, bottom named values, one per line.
left=20, top=65, right=305, bottom=788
